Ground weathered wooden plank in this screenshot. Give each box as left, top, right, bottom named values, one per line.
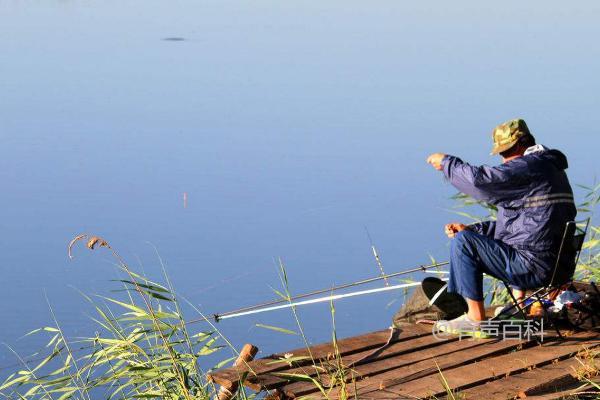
left=522, top=377, right=600, bottom=400
left=252, top=330, right=466, bottom=391
left=285, top=335, right=530, bottom=398
left=208, top=324, right=431, bottom=389
left=459, top=357, right=582, bottom=399
left=243, top=325, right=557, bottom=392
left=365, top=331, right=600, bottom=399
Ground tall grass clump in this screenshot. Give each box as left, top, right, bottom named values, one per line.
left=573, top=183, right=600, bottom=282
left=0, top=235, right=229, bottom=400
left=0, top=238, right=357, bottom=400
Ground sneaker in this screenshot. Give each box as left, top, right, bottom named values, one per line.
left=434, top=314, right=491, bottom=339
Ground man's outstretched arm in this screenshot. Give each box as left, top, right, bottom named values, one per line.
left=428, top=153, right=531, bottom=204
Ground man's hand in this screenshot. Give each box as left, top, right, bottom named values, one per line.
left=444, top=223, right=468, bottom=238
left=427, top=153, right=446, bottom=171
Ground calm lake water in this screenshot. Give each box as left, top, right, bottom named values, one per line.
left=1, top=0, right=599, bottom=374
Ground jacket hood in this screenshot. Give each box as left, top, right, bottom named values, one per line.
left=535, top=149, right=569, bottom=170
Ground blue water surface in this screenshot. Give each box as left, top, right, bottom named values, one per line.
left=1, top=0, right=599, bottom=374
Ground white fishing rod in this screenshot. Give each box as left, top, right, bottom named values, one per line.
left=214, top=281, right=437, bottom=321
left=185, top=260, right=449, bottom=324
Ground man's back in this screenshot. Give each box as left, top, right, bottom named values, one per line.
left=494, top=148, right=576, bottom=252
left=442, top=146, right=576, bottom=270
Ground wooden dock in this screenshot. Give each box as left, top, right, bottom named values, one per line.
left=208, top=323, right=600, bottom=399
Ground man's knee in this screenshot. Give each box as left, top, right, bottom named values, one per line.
left=451, top=230, right=477, bottom=255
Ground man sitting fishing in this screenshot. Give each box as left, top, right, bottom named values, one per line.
left=426, top=118, right=576, bottom=334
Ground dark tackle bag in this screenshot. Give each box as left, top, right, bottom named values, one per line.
left=393, top=277, right=468, bottom=327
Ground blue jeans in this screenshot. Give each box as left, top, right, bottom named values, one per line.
left=448, top=230, right=546, bottom=301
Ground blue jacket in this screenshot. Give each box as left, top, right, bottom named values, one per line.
left=441, top=147, right=577, bottom=276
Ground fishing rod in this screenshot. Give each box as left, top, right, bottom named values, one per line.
left=214, top=281, right=431, bottom=321
left=187, top=260, right=449, bottom=324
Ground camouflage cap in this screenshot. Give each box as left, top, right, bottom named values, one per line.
left=490, top=119, right=531, bottom=155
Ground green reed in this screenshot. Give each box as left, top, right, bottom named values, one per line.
left=0, top=235, right=226, bottom=400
